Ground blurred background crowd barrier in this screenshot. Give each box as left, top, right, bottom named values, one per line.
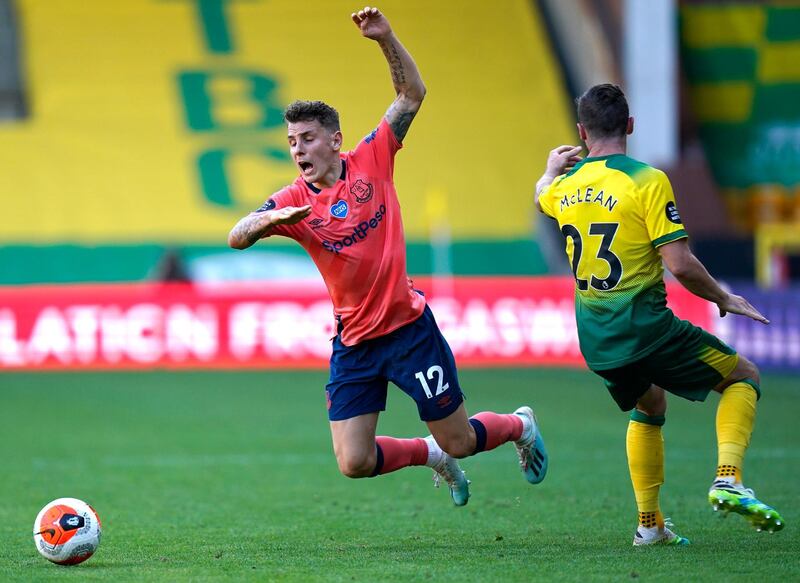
left=0, top=0, right=797, bottom=372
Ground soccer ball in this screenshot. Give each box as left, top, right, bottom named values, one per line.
left=33, top=498, right=101, bottom=565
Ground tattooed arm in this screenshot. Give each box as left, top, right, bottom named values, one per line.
left=351, top=6, right=425, bottom=142
left=228, top=205, right=312, bottom=250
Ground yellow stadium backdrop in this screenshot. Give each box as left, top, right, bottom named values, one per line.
left=0, top=0, right=575, bottom=281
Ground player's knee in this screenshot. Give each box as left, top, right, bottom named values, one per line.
left=437, top=434, right=474, bottom=459
left=727, top=355, right=760, bottom=387
left=636, top=403, right=666, bottom=419
left=336, top=451, right=375, bottom=479
left=742, top=357, right=760, bottom=385
left=636, top=389, right=667, bottom=417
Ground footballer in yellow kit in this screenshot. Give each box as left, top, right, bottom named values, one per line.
left=536, top=84, right=784, bottom=546
left=539, top=153, right=690, bottom=372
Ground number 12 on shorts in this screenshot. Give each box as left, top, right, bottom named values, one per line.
left=415, top=365, right=449, bottom=399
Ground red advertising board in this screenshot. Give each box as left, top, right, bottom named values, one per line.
left=0, top=277, right=712, bottom=370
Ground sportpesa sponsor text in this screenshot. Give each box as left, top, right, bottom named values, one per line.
left=322, top=205, right=387, bottom=254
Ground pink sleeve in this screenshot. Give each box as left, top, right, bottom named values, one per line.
left=255, top=186, right=297, bottom=238
left=350, top=117, right=403, bottom=179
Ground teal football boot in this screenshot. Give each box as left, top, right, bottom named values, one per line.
left=431, top=453, right=470, bottom=507
left=513, top=406, right=548, bottom=484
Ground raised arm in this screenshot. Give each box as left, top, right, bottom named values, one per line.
left=658, top=239, right=769, bottom=324
left=351, top=6, right=425, bottom=142
left=228, top=205, right=311, bottom=250
left=535, top=145, right=583, bottom=211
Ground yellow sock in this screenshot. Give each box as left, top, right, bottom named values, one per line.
left=638, top=510, right=664, bottom=529
left=716, top=463, right=741, bottom=483
left=627, top=412, right=665, bottom=520
left=716, top=381, right=757, bottom=483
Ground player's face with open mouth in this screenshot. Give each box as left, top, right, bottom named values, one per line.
left=287, top=120, right=340, bottom=184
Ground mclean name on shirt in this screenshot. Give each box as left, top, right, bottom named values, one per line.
left=559, top=187, right=618, bottom=213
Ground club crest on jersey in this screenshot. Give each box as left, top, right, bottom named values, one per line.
left=665, top=201, right=682, bottom=224
left=330, top=200, right=349, bottom=220
left=351, top=179, right=373, bottom=203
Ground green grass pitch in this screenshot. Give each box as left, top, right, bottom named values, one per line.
left=1, top=369, right=798, bottom=581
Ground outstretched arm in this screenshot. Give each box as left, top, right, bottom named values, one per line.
left=351, top=6, right=425, bottom=142
left=659, top=239, right=769, bottom=324
left=228, top=205, right=312, bottom=250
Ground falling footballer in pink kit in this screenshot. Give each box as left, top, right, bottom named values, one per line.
left=228, top=6, right=548, bottom=506
left=262, top=117, right=424, bottom=346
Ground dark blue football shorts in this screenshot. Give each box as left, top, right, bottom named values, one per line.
left=325, top=303, right=465, bottom=422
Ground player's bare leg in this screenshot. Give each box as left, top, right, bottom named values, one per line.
left=709, top=356, right=784, bottom=532
left=426, top=404, right=475, bottom=457
left=629, top=386, right=689, bottom=546
left=329, top=411, right=470, bottom=506
left=330, top=412, right=380, bottom=478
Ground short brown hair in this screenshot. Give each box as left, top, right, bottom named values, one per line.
left=576, top=84, right=629, bottom=139
left=284, top=100, right=340, bottom=132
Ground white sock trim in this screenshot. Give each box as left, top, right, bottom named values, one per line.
left=516, top=412, right=533, bottom=441
left=424, top=435, right=443, bottom=467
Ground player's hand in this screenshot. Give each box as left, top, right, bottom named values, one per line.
left=270, top=205, right=312, bottom=226
left=564, top=154, right=583, bottom=173
left=545, top=145, right=583, bottom=177
left=717, top=293, right=769, bottom=324
left=351, top=6, right=392, bottom=40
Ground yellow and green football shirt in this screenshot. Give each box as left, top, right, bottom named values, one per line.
left=539, top=154, right=688, bottom=370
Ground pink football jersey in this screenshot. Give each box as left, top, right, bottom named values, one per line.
left=262, top=118, right=425, bottom=346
